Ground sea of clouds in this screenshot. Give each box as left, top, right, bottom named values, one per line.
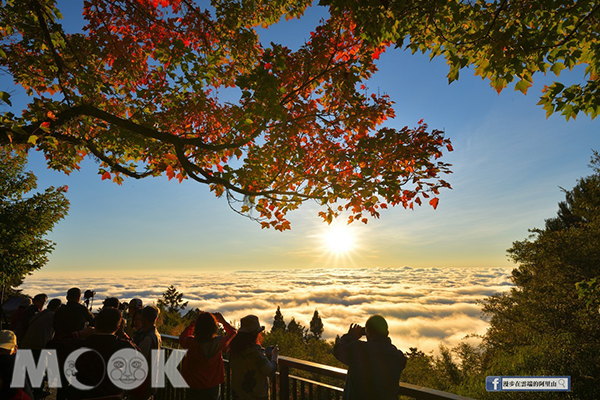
left=20, top=267, right=513, bottom=353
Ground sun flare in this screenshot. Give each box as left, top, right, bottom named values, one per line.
left=322, top=224, right=356, bottom=255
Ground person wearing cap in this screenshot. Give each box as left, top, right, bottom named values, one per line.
left=229, top=315, right=278, bottom=400
left=334, top=315, right=407, bottom=400
left=0, top=330, right=34, bottom=400
left=179, top=311, right=236, bottom=400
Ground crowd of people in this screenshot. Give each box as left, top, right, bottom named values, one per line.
left=2, top=288, right=160, bottom=400
left=1, top=288, right=406, bottom=400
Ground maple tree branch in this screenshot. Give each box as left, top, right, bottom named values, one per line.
left=542, top=3, right=600, bottom=49
left=426, top=0, right=597, bottom=53
left=172, top=146, right=211, bottom=185
left=55, top=133, right=154, bottom=179
left=0, top=123, right=153, bottom=179
left=224, top=191, right=263, bottom=222
left=278, top=26, right=356, bottom=107
left=115, top=0, right=217, bottom=53
left=30, top=0, right=72, bottom=105
left=53, top=23, right=90, bottom=76
left=173, top=142, right=324, bottom=201
left=0, top=127, right=35, bottom=145
left=50, top=104, right=258, bottom=151
left=179, top=0, right=219, bottom=44
left=449, top=0, right=508, bottom=48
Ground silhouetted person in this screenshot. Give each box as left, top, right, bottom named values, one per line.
left=102, top=297, right=120, bottom=310
left=16, top=294, right=47, bottom=342
left=10, top=298, right=32, bottom=333
left=180, top=311, right=237, bottom=400
left=334, top=315, right=406, bottom=400
left=128, top=298, right=143, bottom=317
left=132, top=309, right=143, bottom=332
left=53, top=288, right=94, bottom=336
left=125, top=298, right=143, bottom=337
left=130, top=306, right=162, bottom=400
left=229, top=315, right=277, bottom=400
left=21, top=298, right=62, bottom=399
left=69, top=307, right=137, bottom=400
left=50, top=288, right=95, bottom=400
left=21, top=299, right=62, bottom=351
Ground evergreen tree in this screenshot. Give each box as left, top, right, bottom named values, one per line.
left=309, top=309, right=324, bottom=339
left=157, top=285, right=188, bottom=315
left=287, top=317, right=305, bottom=338
left=272, top=306, right=286, bottom=333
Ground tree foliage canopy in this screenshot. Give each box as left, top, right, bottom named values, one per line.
left=0, top=149, right=69, bottom=288
left=324, top=0, right=600, bottom=120
left=0, top=0, right=454, bottom=230
left=481, top=152, right=600, bottom=398
left=3, top=0, right=594, bottom=229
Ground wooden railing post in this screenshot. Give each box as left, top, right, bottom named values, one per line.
left=280, top=363, right=290, bottom=400
left=271, top=368, right=277, bottom=399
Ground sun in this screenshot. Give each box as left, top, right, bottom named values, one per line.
left=322, top=224, right=356, bottom=255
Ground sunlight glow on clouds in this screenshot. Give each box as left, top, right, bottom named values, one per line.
left=22, top=267, right=512, bottom=353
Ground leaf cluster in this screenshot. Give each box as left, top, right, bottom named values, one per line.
left=0, top=0, right=453, bottom=229
left=323, top=0, right=600, bottom=120
left=0, top=149, right=69, bottom=287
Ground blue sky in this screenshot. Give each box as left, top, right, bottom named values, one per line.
left=5, top=2, right=599, bottom=274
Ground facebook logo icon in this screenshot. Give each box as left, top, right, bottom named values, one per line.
left=486, top=376, right=502, bottom=391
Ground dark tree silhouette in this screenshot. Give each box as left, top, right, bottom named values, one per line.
left=309, top=309, right=324, bottom=339
left=157, top=285, right=188, bottom=315
left=272, top=306, right=286, bottom=333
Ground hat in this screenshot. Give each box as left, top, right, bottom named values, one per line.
left=239, top=315, right=265, bottom=333
left=0, top=330, right=17, bottom=351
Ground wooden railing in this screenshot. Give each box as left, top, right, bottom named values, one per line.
left=159, top=334, right=475, bottom=400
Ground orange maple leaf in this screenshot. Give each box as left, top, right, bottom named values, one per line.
left=166, top=165, right=175, bottom=180
left=429, top=197, right=439, bottom=210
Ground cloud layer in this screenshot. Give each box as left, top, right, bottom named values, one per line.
left=21, top=267, right=513, bottom=353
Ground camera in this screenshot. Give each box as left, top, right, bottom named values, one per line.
left=83, top=290, right=96, bottom=310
